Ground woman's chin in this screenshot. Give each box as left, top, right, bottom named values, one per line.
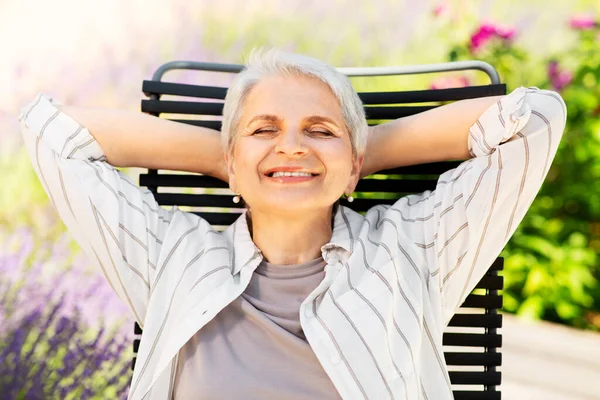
left=250, top=197, right=334, bottom=214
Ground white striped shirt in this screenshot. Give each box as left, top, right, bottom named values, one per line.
left=19, top=87, right=566, bottom=400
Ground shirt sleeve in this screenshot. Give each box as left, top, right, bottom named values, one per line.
left=390, top=87, right=567, bottom=326
left=19, top=93, right=175, bottom=326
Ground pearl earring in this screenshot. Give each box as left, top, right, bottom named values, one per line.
left=233, top=194, right=241, bottom=204
left=346, top=193, right=354, bottom=203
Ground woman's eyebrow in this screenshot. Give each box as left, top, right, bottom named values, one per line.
left=246, top=114, right=340, bottom=127
left=247, top=114, right=282, bottom=125
left=304, top=115, right=339, bottom=127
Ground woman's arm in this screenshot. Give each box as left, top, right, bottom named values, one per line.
left=362, top=95, right=503, bottom=177
left=18, top=94, right=215, bottom=327
left=376, top=87, right=566, bottom=325
left=57, top=104, right=228, bottom=182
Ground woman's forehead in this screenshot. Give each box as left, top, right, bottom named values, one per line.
left=242, top=75, right=343, bottom=122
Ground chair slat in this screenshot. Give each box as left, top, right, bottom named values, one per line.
left=443, top=333, right=502, bottom=348
left=461, top=294, right=503, bottom=309
left=143, top=80, right=228, bottom=99
left=140, top=170, right=457, bottom=192
left=142, top=99, right=224, bottom=115
left=447, top=313, right=502, bottom=328
left=373, top=161, right=463, bottom=175
left=140, top=173, right=229, bottom=189
left=141, top=80, right=506, bottom=105
left=444, top=352, right=502, bottom=366
left=155, top=193, right=246, bottom=208
left=452, top=391, right=501, bottom=400
left=339, top=197, right=399, bottom=209
left=489, top=258, right=504, bottom=271
left=449, top=371, right=502, bottom=385
left=152, top=193, right=398, bottom=209
left=168, top=119, right=222, bottom=130
left=474, top=275, right=504, bottom=290
left=189, top=212, right=243, bottom=226
left=355, top=178, right=438, bottom=193
left=139, top=173, right=456, bottom=194
left=358, top=84, right=507, bottom=104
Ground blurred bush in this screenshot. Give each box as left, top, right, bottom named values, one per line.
left=446, top=13, right=600, bottom=329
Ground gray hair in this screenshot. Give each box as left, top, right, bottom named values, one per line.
left=221, top=47, right=368, bottom=159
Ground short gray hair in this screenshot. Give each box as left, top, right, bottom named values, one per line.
left=221, top=47, right=368, bottom=159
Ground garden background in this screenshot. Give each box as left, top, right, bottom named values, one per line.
left=1, top=0, right=599, bottom=398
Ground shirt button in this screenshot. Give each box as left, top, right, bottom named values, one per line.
left=330, top=354, right=342, bottom=365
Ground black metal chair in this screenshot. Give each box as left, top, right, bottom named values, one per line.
left=132, top=60, right=506, bottom=400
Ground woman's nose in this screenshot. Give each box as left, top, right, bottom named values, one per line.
left=275, top=129, right=308, bottom=155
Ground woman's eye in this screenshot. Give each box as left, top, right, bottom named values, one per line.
left=254, top=128, right=276, bottom=134
left=310, top=130, right=333, bottom=136
left=252, top=128, right=332, bottom=135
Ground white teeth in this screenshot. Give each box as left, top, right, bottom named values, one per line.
left=271, top=171, right=313, bottom=177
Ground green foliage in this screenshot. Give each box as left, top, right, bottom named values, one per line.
left=449, top=18, right=600, bottom=330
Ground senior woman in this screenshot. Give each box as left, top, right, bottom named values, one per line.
left=19, top=47, right=566, bottom=400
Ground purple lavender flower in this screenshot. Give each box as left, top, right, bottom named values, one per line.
left=1, top=229, right=132, bottom=335
left=0, top=301, right=132, bottom=398
left=570, top=14, right=597, bottom=30
left=0, top=229, right=133, bottom=398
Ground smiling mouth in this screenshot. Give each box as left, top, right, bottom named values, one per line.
left=265, top=172, right=319, bottom=177
left=264, top=172, right=320, bottom=183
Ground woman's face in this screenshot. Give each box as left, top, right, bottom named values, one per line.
left=225, top=74, right=363, bottom=216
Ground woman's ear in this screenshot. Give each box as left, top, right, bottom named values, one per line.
left=224, top=153, right=237, bottom=192
left=347, top=153, right=365, bottom=193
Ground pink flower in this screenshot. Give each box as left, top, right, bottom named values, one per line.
left=470, top=24, right=495, bottom=52
left=548, top=61, right=573, bottom=91
left=433, top=3, right=448, bottom=17
left=570, top=14, right=597, bottom=30
left=495, top=25, right=516, bottom=40
left=469, top=22, right=516, bottom=53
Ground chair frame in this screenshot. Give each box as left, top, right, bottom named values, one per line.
left=132, top=59, right=505, bottom=400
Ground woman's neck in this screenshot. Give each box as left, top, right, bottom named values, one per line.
left=247, top=206, right=335, bottom=265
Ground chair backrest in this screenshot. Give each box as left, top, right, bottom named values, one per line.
left=132, top=60, right=506, bottom=400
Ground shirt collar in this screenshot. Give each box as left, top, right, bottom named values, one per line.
left=224, top=205, right=365, bottom=275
